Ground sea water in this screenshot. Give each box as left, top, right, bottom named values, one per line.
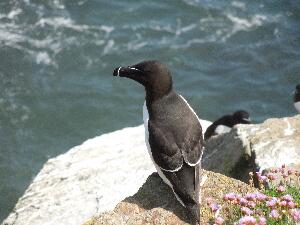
left=0, top=0, right=299, bottom=221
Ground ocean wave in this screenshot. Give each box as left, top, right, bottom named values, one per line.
left=102, top=40, right=116, bottom=55
left=175, top=22, right=197, bottom=36
left=231, top=1, right=246, bottom=10
left=171, top=38, right=213, bottom=49
left=226, top=14, right=266, bottom=30
left=181, top=0, right=201, bottom=7
left=220, top=13, right=280, bottom=42
left=35, top=17, right=114, bottom=34
left=36, top=51, right=54, bottom=66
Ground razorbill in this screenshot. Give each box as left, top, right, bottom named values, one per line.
left=113, top=60, right=203, bottom=224
left=204, top=110, right=251, bottom=141
left=294, top=84, right=300, bottom=113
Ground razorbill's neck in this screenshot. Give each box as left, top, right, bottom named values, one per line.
left=204, top=110, right=251, bottom=141
left=294, top=84, right=300, bottom=113
left=113, top=60, right=203, bottom=224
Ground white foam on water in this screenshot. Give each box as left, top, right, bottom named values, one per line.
left=0, top=28, right=24, bottom=44
left=219, top=13, right=268, bottom=42
left=150, top=24, right=173, bottom=33
left=7, top=8, right=22, bottom=19
left=171, top=38, right=212, bottom=49
left=182, top=0, right=200, bottom=7
left=231, top=1, right=246, bottom=10
left=36, top=52, right=52, bottom=65
left=36, top=17, right=74, bottom=28
left=102, top=39, right=115, bottom=55
left=227, top=14, right=266, bottom=29
left=78, top=0, right=88, bottom=6
left=53, top=0, right=65, bottom=9
left=36, top=17, right=115, bottom=35
left=175, top=23, right=197, bottom=36
left=100, top=25, right=114, bottom=34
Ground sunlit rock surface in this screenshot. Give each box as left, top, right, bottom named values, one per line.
left=203, top=115, right=300, bottom=177
left=2, top=119, right=211, bottom=225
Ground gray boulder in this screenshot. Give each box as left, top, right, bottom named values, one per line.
left=203, top=115, right=300, bottom=179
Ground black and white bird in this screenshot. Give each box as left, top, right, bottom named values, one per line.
left=294, top=84, right=300, bottom=113
left=204, top=110, right=251, bottom=141
left=113, top=60, right=203, bottom=224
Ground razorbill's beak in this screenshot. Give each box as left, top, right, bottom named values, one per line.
left=113, top=66, right=145, bottom=85
left=113, top=66, right=142, bottom=77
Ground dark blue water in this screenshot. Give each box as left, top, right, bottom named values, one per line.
left=0, top=0, right=299, bottom=221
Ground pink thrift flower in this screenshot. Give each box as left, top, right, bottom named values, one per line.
left=245, top=193, right=256, bottom=201
left=238, top=216, right=257, bottom=225
left=241, top=207, right=253, bottom=215
left=266, top=197, right=278, bottom=208
left=282, top=173, right=289, bottom=179
left=255, top=209, right=264, bottom=216
left=290, top=209, right=300, bottom=222
left=224, top=193, right=237, bottom=201
left=277, top=185, right=285, bottom=193
left=282, top=194, right=293, bottom=202
left=255, top=193, right=267, bottom=202
left=239, top=197, right=248, bottom=206
left=215, top=216, right=224, bottom=225
left=267, top=173, right=276, bottom=180
left=209, top=203, right=221, bottom=212
left=247, top=201, right=256, bottom=208
left=287, top=201, right=296, bottom=209
left=258, top=216, right=267, bottom=225
left=269, top=209, right=281, bottom=220
left=279, top=200, right=287, bottom=207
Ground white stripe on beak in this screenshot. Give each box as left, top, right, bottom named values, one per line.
left=129, top=67, right=140, bottom=72
left=243, top=118, right=251, bottom=122
left=117, top=67, right=121, bottom=76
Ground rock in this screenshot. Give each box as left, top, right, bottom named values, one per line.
left=3, top=115, right=299, bottom=225
left=83, top=170, right=256, bottom=225
left=2, top=119, right=211, bottom=225
left=238, top=115, right=300, bottom=170
left=2, top=125, right=154, bottom=225
left=203, top=115, right=300, bottom=180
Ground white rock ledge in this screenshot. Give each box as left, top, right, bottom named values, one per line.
left=2, top=119, right=212, bottom=225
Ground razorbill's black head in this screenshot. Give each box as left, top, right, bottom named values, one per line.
left=232, top=110, right=251, bottom=124
left=204, top=110, right=251, bottom=141
left=294, top=84, right=300, bottom=113
left=113, top=60, right=203, bottom=224
left=113, top=60, right=173, bottom=102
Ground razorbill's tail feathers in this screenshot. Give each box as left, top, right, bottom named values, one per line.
left=294, top=84, right=300, bottom=113
left=204, top=110, right=251, bottom=141
left=113, top=60, right=203, bottom=224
